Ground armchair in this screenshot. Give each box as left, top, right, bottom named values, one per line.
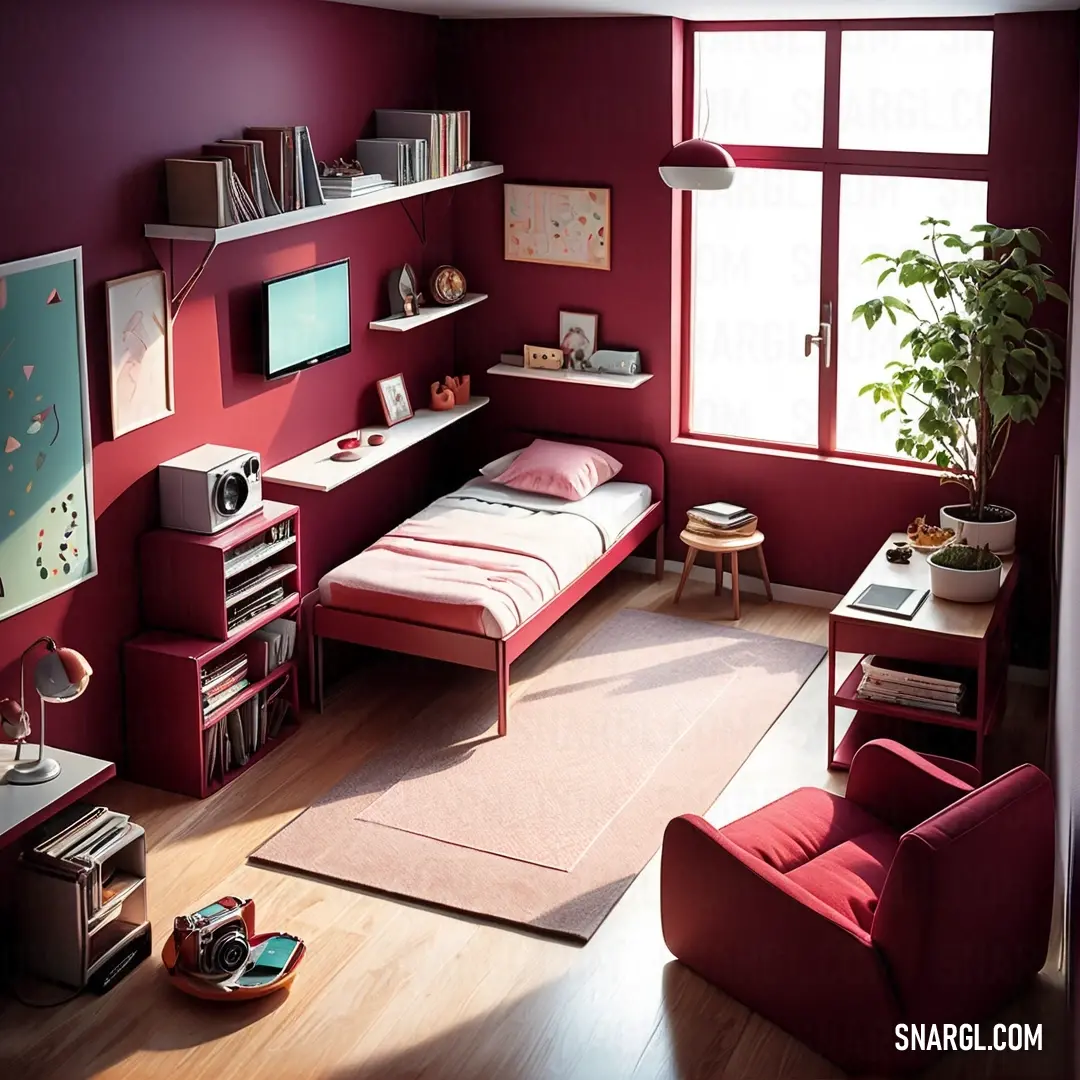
left=660, top=740, right=1054, bottom=1075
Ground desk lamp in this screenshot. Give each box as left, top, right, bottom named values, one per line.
left=0, top=636, right=92, bottom=784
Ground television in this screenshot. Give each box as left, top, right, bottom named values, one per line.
left=262, top=259, right=351, bottom=379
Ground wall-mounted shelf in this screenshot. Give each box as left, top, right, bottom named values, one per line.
left=263, top=396, right=489, bottom=493
left=144, top=165, right=504, bottom=244
left=143, top=164, right=504, bottom=316
left=369, top=293, right=487, bottom=332
left=486, top=362, right=654, bottom=389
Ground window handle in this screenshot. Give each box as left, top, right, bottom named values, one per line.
left=804, top=303, right=833, bottom=368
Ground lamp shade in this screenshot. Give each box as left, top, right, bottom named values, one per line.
left=34, top=647, right=93, bottom=702
left=659, top=139, right=736, bottom=191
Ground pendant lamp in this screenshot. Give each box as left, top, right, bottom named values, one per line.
left=658, top=139, right=736, bottom=191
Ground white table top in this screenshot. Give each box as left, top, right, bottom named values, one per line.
left=0, top=744, right=115, bottom=846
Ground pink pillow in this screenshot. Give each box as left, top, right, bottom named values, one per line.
left=491, top=439, right=622, bottom=501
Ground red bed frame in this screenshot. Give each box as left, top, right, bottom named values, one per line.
left=312, top=436, right=665, bottom=734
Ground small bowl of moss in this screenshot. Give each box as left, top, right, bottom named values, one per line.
left=928, top=543, right=1003, bottom=603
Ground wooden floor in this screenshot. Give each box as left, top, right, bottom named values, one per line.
left=0, top=568, right=1065, bottom=1080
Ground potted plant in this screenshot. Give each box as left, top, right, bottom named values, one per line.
left=854, top=219, right=1069, bottom=553
left=928, top=543, right=1003, bottom=603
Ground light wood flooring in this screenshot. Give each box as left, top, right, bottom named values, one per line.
left=0, top=568, right=1065, bottom=1080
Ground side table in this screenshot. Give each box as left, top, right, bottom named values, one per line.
left=828, top=533, right=1017, bottom=778
left=675, top=529, right=772, bottom=619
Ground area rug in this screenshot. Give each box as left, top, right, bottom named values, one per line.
left=251, top=609, right=824, bottom=941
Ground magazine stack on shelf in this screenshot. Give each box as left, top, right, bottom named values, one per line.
left=856, top=655, right=968, bottom=715
left=201, top=651, right=249, bottom=718
left=685, top=500, right=758, bottom=540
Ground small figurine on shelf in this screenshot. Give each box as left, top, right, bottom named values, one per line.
left=387, top=264, right=421, bottom=318
left=444, top=375, right=470, bottom=405
left=430, top=382, right=455, bottom=411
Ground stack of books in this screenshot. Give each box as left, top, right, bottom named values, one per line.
left=320, top=172, right=395, bottom=199
left=686, top=500, right=758, bottom=539
left=856, top=655, right=967, bottom=715
left=202, top=652, right=249, bottom=718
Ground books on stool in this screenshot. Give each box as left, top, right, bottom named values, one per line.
left=686, top=500, right=758, bottom=539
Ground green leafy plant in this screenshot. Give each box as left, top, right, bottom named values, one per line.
left=930, top=544, right=1002, bottom=572
left=854, top=219, right=1069, bottom=520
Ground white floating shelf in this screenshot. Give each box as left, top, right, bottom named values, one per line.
left=145, top=165, right=504, bottom=243
left=487, top=362, right=654, bottom=389
left=263, top=397, right=489, bottom=493
left=369, top=293, right=487, bottom=332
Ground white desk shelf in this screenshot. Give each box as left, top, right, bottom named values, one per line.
left=487, top=362, right=654, bottom=389
left=145, top=165, right=504, bottom=244
left=263, top=397, right=489, bottom=493
left=370, top=294, right=487, bottom=332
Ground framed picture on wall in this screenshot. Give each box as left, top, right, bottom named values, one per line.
left=0, top=246, right=98, bottom=621
left=377, top=374, right=413, bottom=427
left=504, top=184, right=611, bottom=271
left=106, top=269, right=173, bottom=438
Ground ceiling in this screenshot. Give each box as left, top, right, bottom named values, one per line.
left=329, top=0, right=1077, bottom=19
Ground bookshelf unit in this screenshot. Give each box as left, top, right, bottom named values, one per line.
left=126, top=502, right=302, bottom=798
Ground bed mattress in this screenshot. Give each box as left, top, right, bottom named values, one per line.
left=318, top=478, right=654, bottom=638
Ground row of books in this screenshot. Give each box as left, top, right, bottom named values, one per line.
left=685, top=500, right=758, bottom=539
left=204, top=681, right=291, bottom=787
left=165, top=125, right=324, bottom=228
left=856, top=655, right=967, bottom=715
left=374, top=109, right=471, bottom=180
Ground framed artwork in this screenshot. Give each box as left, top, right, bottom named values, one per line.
left=106, top=269, right=173, bottom=437
left=559, top=311, right=599, bottom=370
left=504, top=184, right=611, bottom=271
left=0, top=246, right=97, bottom=621
left=377, top=374, right=413, bottom=427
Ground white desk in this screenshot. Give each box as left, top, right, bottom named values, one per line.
left=0, top=744, right=115, bottom=847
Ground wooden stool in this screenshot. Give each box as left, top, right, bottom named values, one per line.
left=674, top=529, right=772, bottom=619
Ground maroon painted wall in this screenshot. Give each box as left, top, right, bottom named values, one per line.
left=444, top=12, right=1080, bottom=667
left=0, top=0, right=466, bottom=762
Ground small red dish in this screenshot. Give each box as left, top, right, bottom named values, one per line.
left=337, top=437, right=362, bottom=450
left=368, top=434, right=385, bottom=446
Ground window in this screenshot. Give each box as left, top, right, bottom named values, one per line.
left=685, top=24, right=994, bottom=461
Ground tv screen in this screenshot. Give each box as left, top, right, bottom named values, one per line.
left=263, top=259, right=351, bottom=379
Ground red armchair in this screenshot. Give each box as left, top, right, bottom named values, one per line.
left=660, top=740, right=1054, bottom=1076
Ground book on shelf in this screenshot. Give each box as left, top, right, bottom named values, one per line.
left=356, top=138, right=428, bottom=186
left=201, top=652, right=247, bottom=690
left=227, top=584, right=287, bottom=632
left=206, top=139, right=282, bottom=216
left=859, top=655, right=968, bottom=693
left=241, top=126, right=324, bottom=212
left=319, top=173, right=394, bottom=198
left=204, top=675, right=292, bottom=787
left=374, top=109, right=471, bottom=180
left=204, top=678, right=250, bottom=717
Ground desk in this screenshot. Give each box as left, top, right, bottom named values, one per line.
left=0, top=745, right=115, bottom=847
left=828, top=534, right=1016, bottom=777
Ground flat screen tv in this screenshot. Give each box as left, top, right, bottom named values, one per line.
left=263, top=258, right=351, bottom=379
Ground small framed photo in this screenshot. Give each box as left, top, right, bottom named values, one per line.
left=559, top=311, right=599, bottom=370
left=377, top=374, right=413, bottom=427
left=106, top=269, right=173, bottom=437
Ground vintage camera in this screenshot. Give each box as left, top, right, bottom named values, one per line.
left=171, top=896, right=253, bottom=981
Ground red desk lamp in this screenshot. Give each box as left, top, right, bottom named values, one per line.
left=1, top=637, right=92, bottom=784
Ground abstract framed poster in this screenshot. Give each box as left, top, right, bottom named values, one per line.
left=106, top=269, right=173, bottom=437
left=504, top=184, right=610, bottom=271
left=0, top=247, right=97, bottom=621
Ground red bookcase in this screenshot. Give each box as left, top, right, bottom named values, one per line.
left=125, top=502, right=302, bottom=798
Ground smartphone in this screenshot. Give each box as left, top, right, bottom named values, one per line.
left=234, top=935, right=301, bottom=988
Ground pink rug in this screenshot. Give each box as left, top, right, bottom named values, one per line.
left=251, top=609, right=824, bottom=941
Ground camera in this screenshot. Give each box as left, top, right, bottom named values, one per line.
left=171, top=896, right=253, bottom=981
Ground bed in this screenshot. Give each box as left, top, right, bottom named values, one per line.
left=312, top=436, right=665, bottom=734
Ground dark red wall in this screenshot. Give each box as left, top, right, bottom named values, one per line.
left=0, top=0, right=466, bottom=761
left=444, top=12, right=1079, bottom=667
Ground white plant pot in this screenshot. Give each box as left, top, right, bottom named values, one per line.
left=928, top=557, right=1003, bottom=603
left=939, top=505, right=1016, bottom=555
